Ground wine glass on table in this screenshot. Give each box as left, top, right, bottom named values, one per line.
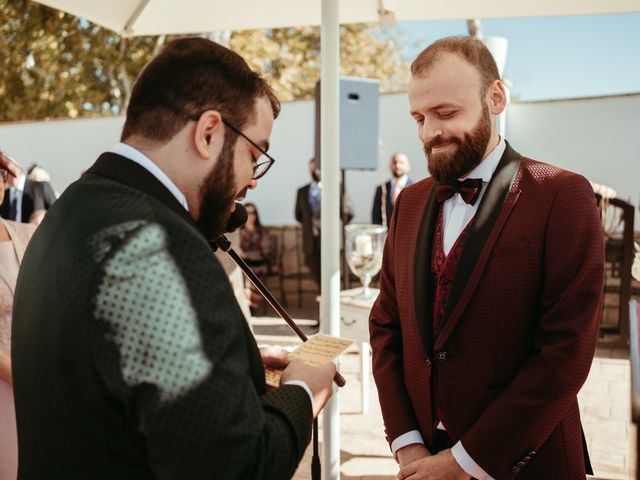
left=344, top=224, right=387, bottom=300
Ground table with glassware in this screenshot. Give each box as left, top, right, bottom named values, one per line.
left=342, top=223, right=387, bottom=413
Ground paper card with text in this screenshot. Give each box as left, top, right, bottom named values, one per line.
left=264, top=334, right=353, bottom=387
left=289, top=334, right=353, bottom=366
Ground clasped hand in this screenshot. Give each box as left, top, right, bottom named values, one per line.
left=397, top=445, right=470, bottom=480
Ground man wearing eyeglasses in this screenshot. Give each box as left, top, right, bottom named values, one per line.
left=12, top=37, right=335, bottom=480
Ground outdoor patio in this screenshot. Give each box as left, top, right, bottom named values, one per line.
left=253, top=298, right=638, bottom=480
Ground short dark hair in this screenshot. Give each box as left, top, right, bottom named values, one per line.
left=411, top=36, right=500, bottom=96
left=122, top=37, right=280, bottom=143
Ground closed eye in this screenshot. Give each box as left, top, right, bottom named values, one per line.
left=436, top=111, right=456, bottom=119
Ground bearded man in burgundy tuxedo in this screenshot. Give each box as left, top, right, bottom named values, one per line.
left=369, top=36, right=604, bottom=480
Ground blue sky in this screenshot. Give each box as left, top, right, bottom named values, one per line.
left=398, top=13, right=640, bottom=101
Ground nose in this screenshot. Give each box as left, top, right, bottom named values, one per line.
left=419, top=119, right=444, bottom=145
left=247, top=179, right=258, bottom=190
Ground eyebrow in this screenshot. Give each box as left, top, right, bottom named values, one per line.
left=430, top=103, right=460, bottom=111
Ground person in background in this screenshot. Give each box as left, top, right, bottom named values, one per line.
left=215, top=229, right=253, bottom=325
left=372, top=152, right=413, bottom=227
left=0, top=152, right=56, bottom=224
left=240, top=202, right=272, bottom=311
left=0, top=159, right=37, bottom=480
left=295, top=158, right=354, bottom=287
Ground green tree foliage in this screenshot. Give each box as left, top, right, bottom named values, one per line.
left=0, top=0, right=409, bottom=123
left=0, top=0, right=167, bottom=122
left=232, top=23, right=410, bottom=102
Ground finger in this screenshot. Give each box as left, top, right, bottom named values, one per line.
left=397, top=463, right=416, bottom=480
left=260, top=347, right=289, bottom=368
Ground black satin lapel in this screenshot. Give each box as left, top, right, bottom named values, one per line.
left=413, top=186, right=438, bottom=356
left=442, top=142, right=522, bottom=322
left=85, top=152, right=198, bottom=231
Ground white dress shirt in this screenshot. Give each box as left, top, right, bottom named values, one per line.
left=109, top=142, right=315, bottom=408
left=110, top=143, right=189, bottom=211
left=391, top=174, right=410, bottom=196
left=391, top=137, right=506, bottom=480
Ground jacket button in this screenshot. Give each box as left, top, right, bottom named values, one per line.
left=425, top=358, right=432, bottom=366
left=529, top=451, right=536, bottom=456
left=436, top=351, right=447, bottom=361
left=517, top=461, right=525, bottom=467
left=512, top=466, right=519, bottom=474
left=524, top=456, right=531, bottom=462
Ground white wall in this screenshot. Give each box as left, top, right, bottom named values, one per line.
left=0, top=116, right=126, bottom=194
left=507, top=95, right=640, bottom=229
left=0, top=92, right=638, bottom=227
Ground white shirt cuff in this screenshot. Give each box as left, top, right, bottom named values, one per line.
left=390, top=430, right=425, bottom=462
left=282, top=380, right=313, bottom=411
left=451, top=441, right=495, bottom=480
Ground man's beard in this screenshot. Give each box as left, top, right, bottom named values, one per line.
left=197, top=138, right=238, bottom=241
left=424, top=104, right=491, bottom=184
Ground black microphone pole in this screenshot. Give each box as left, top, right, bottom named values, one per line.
left=214, top=233, right=346, bottom=388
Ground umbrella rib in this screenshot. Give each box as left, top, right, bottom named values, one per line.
left=124, top=0, right=152, bottom=36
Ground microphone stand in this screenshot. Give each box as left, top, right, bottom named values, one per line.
left=214, top=234, right=346, bottom=480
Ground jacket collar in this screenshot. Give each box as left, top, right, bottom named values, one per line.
left=85, top=152, right=199, bottom=232
left=413, top=141, right=523, bottom=354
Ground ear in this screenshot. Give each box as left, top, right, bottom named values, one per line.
left=193, top=110, right=224, bottom=159
left=487, top=79, right=507, bottom=116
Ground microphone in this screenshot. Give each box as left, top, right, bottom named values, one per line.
left=225, top=202, right=249, bottom=233
left=212, top=203, right=346, bottom=388
left=214, top=202, right=249, bottom=251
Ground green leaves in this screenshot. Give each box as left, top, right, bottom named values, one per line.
left=1, top=1, right=409, bottom=123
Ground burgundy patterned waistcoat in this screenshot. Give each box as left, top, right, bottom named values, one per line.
left=431, top=205, right=472, bottom=428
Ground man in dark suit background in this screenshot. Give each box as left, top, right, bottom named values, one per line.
left=295, top=158, right=323, bottom=286
left=0, top=152, right=56, bottom=223
left=295, top=157, right=353, bottom=287
left=371, top=152, right=413, bottom=227
left=12, top=38, right=335, bottom=480
left=370, top=36, right=603, bottom=480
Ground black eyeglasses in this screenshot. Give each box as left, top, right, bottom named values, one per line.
left=190, top=113, right=275, bottom=180
left=0, top=169, right=8, bottom=182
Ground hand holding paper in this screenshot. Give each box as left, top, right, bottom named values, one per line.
left=265, top=334, right=353, bottom=388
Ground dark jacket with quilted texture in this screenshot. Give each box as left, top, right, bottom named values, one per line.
left=370, top=143, right=604, bottom=480
left=12, top=152, right=312, bottom=480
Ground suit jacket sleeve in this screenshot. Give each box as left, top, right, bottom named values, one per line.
left=295, top=188, right=304, bottom=224
left=369, top=190, right=423, bottom=441
left=372, top=186, right=383, bottom=225
left=460, top=173, right=604, bottom=478
left=90, top=220, right=312, bottom=480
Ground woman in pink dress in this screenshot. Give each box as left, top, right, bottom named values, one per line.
left=0, top=157, right=37, bottom=480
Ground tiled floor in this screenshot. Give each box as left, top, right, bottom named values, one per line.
left=254, top=315, right=636, bottom=480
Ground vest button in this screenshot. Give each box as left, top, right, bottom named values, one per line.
left=437, top=351, right=447, bottom=361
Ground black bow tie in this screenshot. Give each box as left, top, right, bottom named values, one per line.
left=436, top=178, right=483, bottom=205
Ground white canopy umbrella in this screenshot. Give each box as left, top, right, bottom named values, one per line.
left=28, top=1, right=640, bottom=478
left=33, top=0, right=640, bottom=36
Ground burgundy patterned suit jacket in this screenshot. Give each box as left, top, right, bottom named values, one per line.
left=369, top=143, right=604, bottom=479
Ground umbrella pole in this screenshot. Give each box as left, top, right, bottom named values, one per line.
left=320, top=0, right=341, bottom=479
